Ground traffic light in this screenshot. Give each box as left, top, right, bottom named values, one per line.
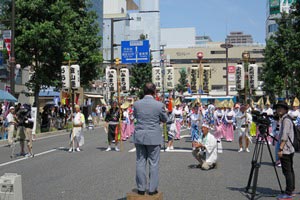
left=152, top=67, right=162, bottom=89
left=108, top=69, right=117, bottom=92
left=249, top=64, right=258, bottom=90
left=115, top=58, right=120, bottom=65
left=235, top=64, right=245, bottom=90
left=191, top=66, right=198, bottom=92
left=165, top=66, right=174, bottom=89
left=120, top=68, right=130, bottom=91
left=203, top=67, right=211, bottom=93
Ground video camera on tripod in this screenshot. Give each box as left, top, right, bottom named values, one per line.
left=251, top=110, right=272, bottom=135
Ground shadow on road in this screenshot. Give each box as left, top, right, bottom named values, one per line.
left=227, top=186, right=279, bottom=200
left=96, top=147, right=109, bottom=151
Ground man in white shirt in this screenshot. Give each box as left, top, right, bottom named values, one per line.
left=236, top=105, right=252, bottom=152
left=69, top=105, right=85, bottom=152
left=6, top=106, right=17, bottom=145
left=192, top=123, right=217, bottom=170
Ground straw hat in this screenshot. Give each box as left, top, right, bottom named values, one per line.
left=257, top=97, right=264, bottom=108
left=121, top=101, right=130, bottom=109
left=293, top=97, right=299, bottom=107
left=265, top=96, right=271, bottom=106
left=228, top=99, right=234, bottom=109
left=285, top=98, right=291, bottom=106
left=222, top=100, right=229, bottom=108
left=174, top=98, right=181, bottom=106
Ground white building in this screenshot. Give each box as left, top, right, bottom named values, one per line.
left=266, top=0, right=296, bottom=39
left=102, top=0, right=161, bottom=64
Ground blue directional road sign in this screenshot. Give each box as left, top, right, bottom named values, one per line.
left=121, top=40, right=150, bottom=64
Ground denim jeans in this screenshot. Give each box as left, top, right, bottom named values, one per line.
left=280, top=153, right=295, bottom=195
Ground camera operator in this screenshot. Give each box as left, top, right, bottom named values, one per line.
left=274, top=101, right=296, bottom=199
left=236, top=105, right=252, bottom=152
left=16, top=104, right=34, bottom=157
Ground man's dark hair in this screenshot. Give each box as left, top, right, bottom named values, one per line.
left=143, top=82, right=156, bottom=96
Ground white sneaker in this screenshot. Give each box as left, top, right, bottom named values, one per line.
left=68, top=148, right=73, bottom=152
left=25, top=153, right=33, bottom=158
left=165, top=147, right=170, bottom=151
left=76, top=148, right=81, bottom=152
left=170, top=146, right=174, bottom=150
left=105, top=147, right=111, bottom=152
left=238, top=148, right=243, bottom=152
left=245, top=148, right=250, bottom=153
left=115, top=147, right=120, bottom=152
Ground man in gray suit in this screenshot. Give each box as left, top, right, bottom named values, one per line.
left=133, top=82, right=168, bottom=195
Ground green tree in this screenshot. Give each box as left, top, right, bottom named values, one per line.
left=130, top=62, right=152, bottom=95
left=175, top=69, right=188, bottom=93
left=1, top=0, right=102, bottom=107
left=263, top=2, right=300, bottom=99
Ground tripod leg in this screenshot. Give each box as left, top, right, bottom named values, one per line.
left=251, top=159, right=261, bottom=200
left=246, top=136, right=262, bottom=192
left=264, top=135, right=284, bottom=193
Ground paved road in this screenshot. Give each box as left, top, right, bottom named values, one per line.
left=0, top=127, right=299, bottom=200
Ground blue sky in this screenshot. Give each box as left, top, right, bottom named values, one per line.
left=136, top=0, right=267, bottom=44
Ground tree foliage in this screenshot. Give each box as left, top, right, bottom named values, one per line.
left=130, top=62, right=152, bottom=93
left=1, top=0, right=102, bottom=106
left=175, top=69, right=188, bottom=93
left=263, top=2, right=300, bottom=100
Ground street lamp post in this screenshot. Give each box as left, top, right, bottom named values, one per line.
left=197, top=52, right=203, bottom=93
left=110, top=17, right=133, bottom=65
left=9, top=0, right=16, bottom=96
left=220, top=43, right=233, bottom=96
left=242, top=51, right=250, bottom=104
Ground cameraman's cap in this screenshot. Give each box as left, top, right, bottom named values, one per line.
left=273, top=100, right=289, bottom=110
left=9, top=106, right=15, bottom=110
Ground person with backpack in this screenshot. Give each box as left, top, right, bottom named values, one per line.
left=274, top=101, right=296, bottom=199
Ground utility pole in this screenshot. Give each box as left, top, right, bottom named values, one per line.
left=10, top=0, right=16, bottom=96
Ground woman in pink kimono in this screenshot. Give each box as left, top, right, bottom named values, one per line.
left=172, top=103, right=183, bottom=140
left=121, top=102, right=130, bottom=141
left=222, top=107, right=235, bottom=142
left=214, top=106, right=224, bottom=141
left=128, top=104, right=134, bottom=137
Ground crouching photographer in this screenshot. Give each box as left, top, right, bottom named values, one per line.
left=16, top=104, right=34, bottom=157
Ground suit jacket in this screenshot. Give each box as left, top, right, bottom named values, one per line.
left=133, top=95, right=168, bottom=145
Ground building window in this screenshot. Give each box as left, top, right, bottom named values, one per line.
left=137, top=17, right=142, bottom=21
left=212, top=85, right=225, bottom=90
left=211, top=51, right=226, bottom=54
left=268, top=24, right=278, bottom=33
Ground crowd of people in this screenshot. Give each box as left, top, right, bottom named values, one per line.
left=0, top=83, right=298, bottom=198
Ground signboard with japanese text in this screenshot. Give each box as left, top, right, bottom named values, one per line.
left=269, top=0, right=280, bottom=15
left=70, top=65, right=80, bottom=89
left=165, top=67, right=174, bottom=89
left=121, top=40, right=150, bottom=64
left=152, top=67, right=162, bottom=90
left=61, top=65, right=70, bottom=89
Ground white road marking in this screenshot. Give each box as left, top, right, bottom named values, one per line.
left=128, top=147, right=192, bottom=153
left=0, top=147, right=65, bottom=168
